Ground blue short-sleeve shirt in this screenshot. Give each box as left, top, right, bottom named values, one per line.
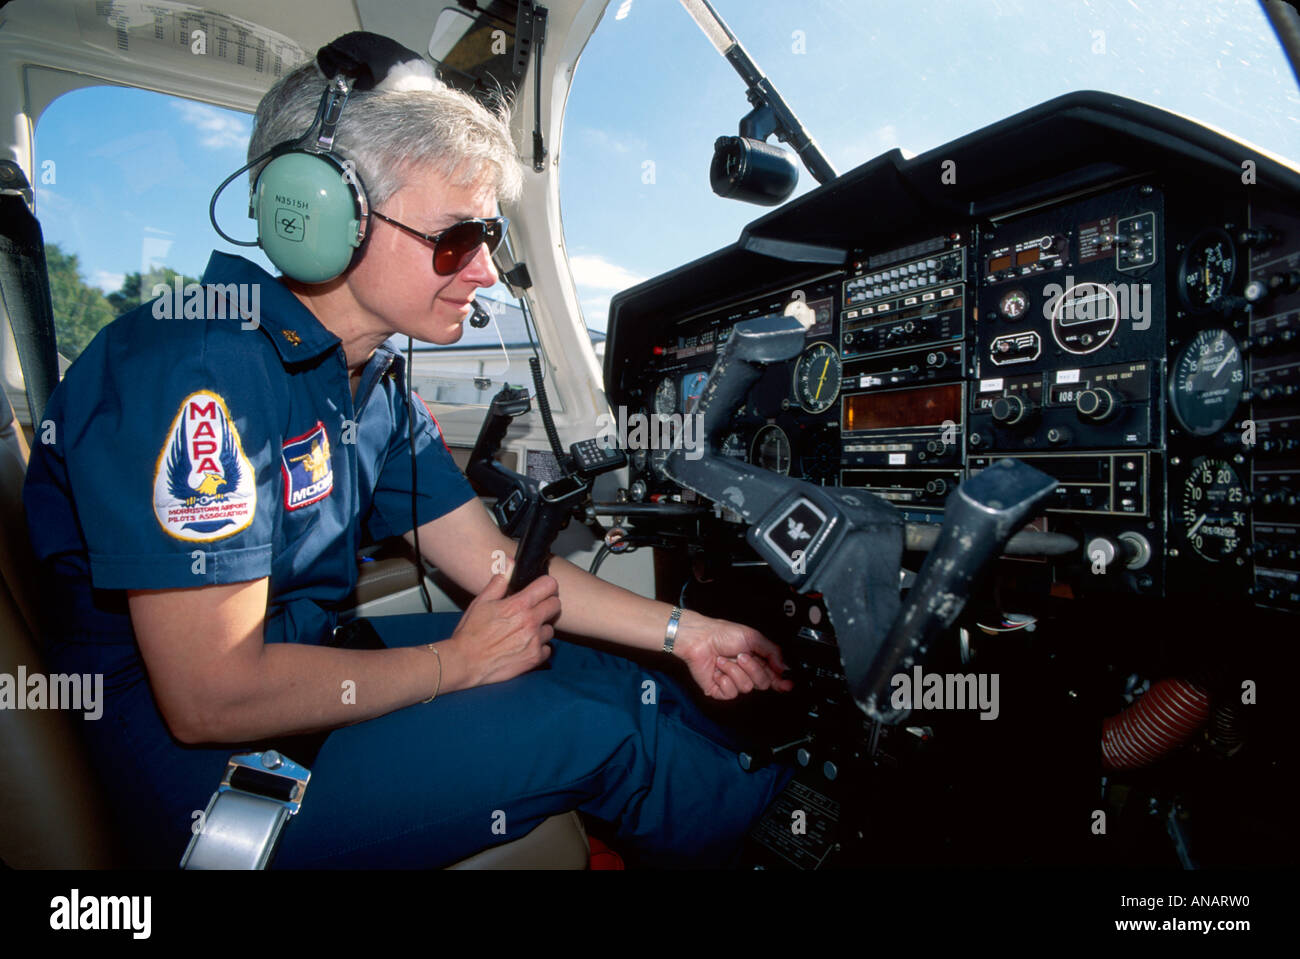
left=23, top=252, right=476, bottom=687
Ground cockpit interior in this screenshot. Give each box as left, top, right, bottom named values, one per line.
left=1, top=0, right=1297, bottom=927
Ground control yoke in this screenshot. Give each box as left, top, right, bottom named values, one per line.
left=468, top=385, right=625, bottom=596
left=666, top=311, right=1058, bottom=723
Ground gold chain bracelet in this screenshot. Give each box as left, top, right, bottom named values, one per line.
left=420, top=643, right=442, bottom=704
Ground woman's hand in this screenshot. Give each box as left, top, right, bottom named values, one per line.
left=672, top=612, right=794, bottom=700
left=445, top=573, right=561, bottom=689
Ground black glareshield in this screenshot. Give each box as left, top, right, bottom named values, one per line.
left=666, top=310, right=1059, bottom=723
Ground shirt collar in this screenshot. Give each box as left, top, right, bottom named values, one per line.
left=200, top=252, right=342, bottom=364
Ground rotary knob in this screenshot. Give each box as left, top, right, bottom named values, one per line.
left=1076, top=387, right=1118, bottom=423
left=991, top=394, right=1034, bottom=426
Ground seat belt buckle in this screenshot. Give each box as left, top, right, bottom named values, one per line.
left=180, top=750, right=312, bottom=870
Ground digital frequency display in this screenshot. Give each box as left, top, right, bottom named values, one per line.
left=843, top=383, right=962, bottom=432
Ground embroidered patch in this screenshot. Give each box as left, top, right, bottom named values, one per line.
left=280, top=421, right=333, bottom=510
left=153, top=391, right=257, bottom=542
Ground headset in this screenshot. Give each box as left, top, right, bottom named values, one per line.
left=210, top=73, right=369, bottom=284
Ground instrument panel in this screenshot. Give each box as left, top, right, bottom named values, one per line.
left=605, top=92, right=1300, bottom=616
left=599, top=91, right=1300, bottom=873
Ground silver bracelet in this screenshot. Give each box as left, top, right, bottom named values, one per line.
left=663, top=606, right=683, bottom=654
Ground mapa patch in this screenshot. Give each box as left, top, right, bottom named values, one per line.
left=280, top=422, right=333, bottom=510
left=153, top=391, right=257, bottom=541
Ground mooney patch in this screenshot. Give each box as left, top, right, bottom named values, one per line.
left=281, top=422, right=333, bottom=509
left=153, top=391, right=256, bottom=542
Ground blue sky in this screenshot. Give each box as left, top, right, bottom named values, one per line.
left=34, top=0, right=1300, bottom=332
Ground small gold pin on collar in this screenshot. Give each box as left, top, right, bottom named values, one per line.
left=281, top=329, right=303, bottom=346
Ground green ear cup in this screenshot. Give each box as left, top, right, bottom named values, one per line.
left=253, top=152, right=364, bottom=283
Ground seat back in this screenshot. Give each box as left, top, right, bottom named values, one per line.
left=0, top=389, right=119, bottom=867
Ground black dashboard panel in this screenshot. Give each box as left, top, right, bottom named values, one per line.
left=601, top=92, right=1300, bottom=869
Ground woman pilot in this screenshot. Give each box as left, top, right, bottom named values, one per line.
left=23, top=32, right=793, bottom=868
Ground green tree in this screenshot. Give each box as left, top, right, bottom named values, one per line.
left=43, top=243, right=115, bottom=362
left=106, top=266, right=199, bottom=315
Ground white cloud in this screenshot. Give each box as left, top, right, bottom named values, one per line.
left=567, top=253, right=647, bottom=291
left=576, top=127, right=648, bottom=157
left=91, top=270, right=125, bottom=294
left=173, top=101, right=251, bottom=150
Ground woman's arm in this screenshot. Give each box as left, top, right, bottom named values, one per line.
left=127, top=570, right=559, bottom=743
left=407, top=498, right=793, bottom=698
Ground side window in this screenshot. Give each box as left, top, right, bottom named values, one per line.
left=35, top=85, right=267, bottom=362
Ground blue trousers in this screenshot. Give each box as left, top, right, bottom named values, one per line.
left=86, top=613, right=792, bottom=868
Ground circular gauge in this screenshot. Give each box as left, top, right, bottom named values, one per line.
left=630, top=449, right=648, bottom=472
left=1178, top=229, right=1238, bottom=311
left=1178, top=457, right=1247, bottom=561
left=653, top=376, right=677, bottom=415
left=683, top=370, right=709, bottom=412
left=799, top=426, right=840, bottom=485
left=793, top=341, right=842, bottom=414
left=750, top=424, right=792, bottom=475
left=1169, top=328, right=1244, bottom=436
left=1049, top=281, right=1119, bottom=354
left=721, top=431, right=746, bottom=460
left=999, top=288, right=1029, bottom=320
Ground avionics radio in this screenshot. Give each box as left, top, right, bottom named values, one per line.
left=841, top=236, right=967, bottom=359
left=841, top=382, right=964, bottom=467
left=969, top=452, right=1150, bottom=516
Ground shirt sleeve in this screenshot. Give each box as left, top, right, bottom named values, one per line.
left=38, top=313, right=282, bottom=590
left=365, top=381, right=477, bottom=542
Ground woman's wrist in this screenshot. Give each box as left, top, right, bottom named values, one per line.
left=424, top=633, right=469, bottom=695
left=667, top=608, right=711, bottom=659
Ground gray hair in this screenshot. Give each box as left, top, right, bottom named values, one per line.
left=248, top=60, right=523, bottom=207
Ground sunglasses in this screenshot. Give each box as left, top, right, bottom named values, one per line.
left=371, top=211, right=509, bottom=275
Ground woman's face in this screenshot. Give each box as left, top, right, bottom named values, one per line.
left=346, top=163, right=501, bottom=345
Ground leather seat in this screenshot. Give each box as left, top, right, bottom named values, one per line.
left=0, top=388, right=119, bottom=867
left=0, top=388, right=587, bottom=869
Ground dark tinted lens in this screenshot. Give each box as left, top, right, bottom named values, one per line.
left=432, top=218, right=508, bottom=275
left=433, top=220, right=487, bottom=275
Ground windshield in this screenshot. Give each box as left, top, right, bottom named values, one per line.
left=560, top=0, right=1300, bottom=331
